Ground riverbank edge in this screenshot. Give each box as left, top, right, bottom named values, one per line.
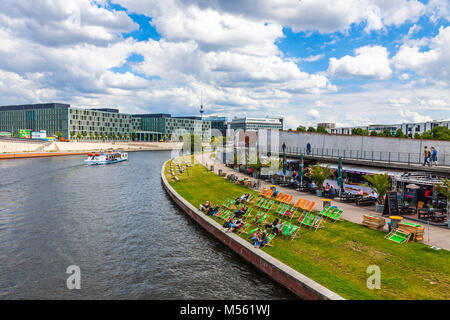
left=160, top=159, right=345, bottom=300
left=0, top=148, right=176, bottom=160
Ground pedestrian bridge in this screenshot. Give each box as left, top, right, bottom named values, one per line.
left=281, top=147, right=450, bottom=177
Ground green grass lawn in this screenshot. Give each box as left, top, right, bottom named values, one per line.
left=165, top=158, right=450, bottom=300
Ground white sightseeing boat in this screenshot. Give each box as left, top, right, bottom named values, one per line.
left=84, top=151, right=128, bottom=165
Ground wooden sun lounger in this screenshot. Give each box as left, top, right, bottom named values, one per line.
left=385, top=229, right=411, bottom=244
left=281, top=194, right=293, bottom=205
left=261, top=199, right=274, bottom=211
left=261, top=233, right=276, bottom=247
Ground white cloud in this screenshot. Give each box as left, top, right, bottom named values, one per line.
left=125, top=0, right=425, bottom=34
left=302, top=54, right=325, bottom=62
left=0, top=0, right=138, bottom=46
left=399, top=109, right=433, bottom=123
left=426, top=0, right=450, bottom=23
left=392, top=26, right=450, bottom=84
left=328, top=45, right=392, bottom=80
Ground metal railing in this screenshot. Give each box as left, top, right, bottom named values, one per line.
left=280, top=146, right=449, bottom=167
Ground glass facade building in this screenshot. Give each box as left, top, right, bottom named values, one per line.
left=0, top=103, right=70, bottom=138
left=133, top=114, right=211, bottom=141
left=0, top=103, right=212, bottom=141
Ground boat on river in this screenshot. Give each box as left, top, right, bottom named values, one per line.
left=84, top=151, right=128, bottom=165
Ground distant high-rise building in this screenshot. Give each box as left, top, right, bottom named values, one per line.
left=204, top=116, right=227, bottom=136
left=317, top=122, right=335, bottom=130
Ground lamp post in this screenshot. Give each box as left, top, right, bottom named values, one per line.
left=282, top=142, right=287, bottom=179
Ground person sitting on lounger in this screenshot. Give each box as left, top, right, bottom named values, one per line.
left=199, top=201, right=211, bottom=211
left=235, top=193, right=249, bottom=205
left=207, top=205, right=220, bottom=216
left=273, top=221, right=285, bottom=235
left=225, top=218, right=244, bottom=233
left=233, top=205, right=248, bottom=218
left=272, top=190, right=279, bottom=198
left=251, top=229, right=263, bottom=248
left=254, top=232, right=268, bottom=248
left=264, top=218, right=279, bottom=234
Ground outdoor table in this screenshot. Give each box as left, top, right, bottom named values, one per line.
left=432, top=215, right=447, bottom=223
left=322, top=198, right=332, bottom=209
left=399, top=204, right=415, bottom=215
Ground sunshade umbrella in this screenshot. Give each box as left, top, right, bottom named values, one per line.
left=299, top=154, right=304, bottom=187
left=282, top=143, right=287, bottom=176
left=337, top=156, right=344, bottom=195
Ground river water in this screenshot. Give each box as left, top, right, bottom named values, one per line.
left=0, top=151, right=294, bottom=299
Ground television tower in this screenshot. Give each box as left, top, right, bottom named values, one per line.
left=199, top=91, right=204, bottom=119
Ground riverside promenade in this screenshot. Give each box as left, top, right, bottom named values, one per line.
left=196, top=154, right=450, bottom=251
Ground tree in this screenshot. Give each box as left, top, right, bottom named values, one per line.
left=89, top=132, right=94, bottom=140
left=70, top=131, right=75, bottom=139
left=434, top=178, right=449, bottom=216
left=370, top=130, right=378, bottom=136
left=306, top=163, right=333, bottom=190
left=123, top=133, right=128, bottom=140
left=76, top=132, right=82, bottom=140
left=112, top=133, right=116, bottom=140
left=307, top=126, right=316, bottom=132
left=351, top=128, right=368, bottom=136
left=131, top=133, right=137, bottom=141
left=144, top=134, right=148, bottom=141
left=363, top=173, right=391, bottom=205
left=316, top=126, right=328, bottom=134
left=101, top=133, right=106, bottom=140
left=95, top=132, right=99, bottom=140
left=431, top=126, right=450, bottom=140
left=82, top=131, right=87, bottom=140
left=118, top=132, right=122, bottom=140
left=56, top=131, right=62, bottom=140
left=380, top=129, right=392, bottom=137
left=395, top=129, right=406, bottom=138
left=296, top=125, right=306, bottom=132
left=421, top=131, right=434, bottom=140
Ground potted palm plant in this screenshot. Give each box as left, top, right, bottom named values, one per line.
left=363, top=173, right=391, bottom=213
left=306, top=162, right=333, bottom=197
left=434, top=178, right=449, bottom=228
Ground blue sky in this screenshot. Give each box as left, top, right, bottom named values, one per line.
left=0, top=0, right=449, bottom=128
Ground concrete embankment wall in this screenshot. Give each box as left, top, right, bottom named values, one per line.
left=0, top=140, right=181, bottom=153
left=161, top=160, right=345, bottom=300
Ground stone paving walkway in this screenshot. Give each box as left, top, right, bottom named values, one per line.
left=194, top=154, right=450, bottom=251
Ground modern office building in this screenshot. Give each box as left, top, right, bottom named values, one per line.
left=0, top=103, right=182, bottom=141
left=329, top=120, right=450, bottom=137
left=400, top=120, right=450, bottom=138
left=229, top=117, right=283, bottom=132
left=132, top=113, right=211, bottom=141
left=203, top=116, right=227, bottom=136
left=317, top=122, right=335, bottom=130
left=0, top=103, right=70, bottom=138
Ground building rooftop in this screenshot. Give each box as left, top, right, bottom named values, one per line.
left=0, top=103, right=70, bottom=111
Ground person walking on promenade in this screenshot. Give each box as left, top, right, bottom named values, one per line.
left=423, top=146, right=431, bottom=166
left=431, top=147, right=438, bottom=166
left=306, top=142, right=311, bottom=155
